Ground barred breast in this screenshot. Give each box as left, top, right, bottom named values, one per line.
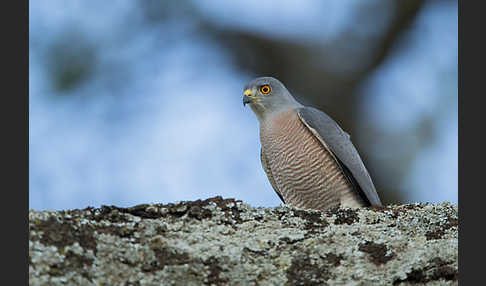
left=260, top=109, right=364, bottom=211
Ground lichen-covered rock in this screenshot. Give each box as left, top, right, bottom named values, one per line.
left=29, top=196, right=458, bottom=286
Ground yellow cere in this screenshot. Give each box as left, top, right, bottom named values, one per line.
left=244, top=89, right=252, bottom=96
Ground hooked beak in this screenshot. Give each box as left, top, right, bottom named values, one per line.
left=243, top=89, right=254, bottom=106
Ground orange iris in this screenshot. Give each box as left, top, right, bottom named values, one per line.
left=260, top=85, right=271, bottom=94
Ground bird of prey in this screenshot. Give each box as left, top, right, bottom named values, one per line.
left=243, top=77, right=382, bottom=211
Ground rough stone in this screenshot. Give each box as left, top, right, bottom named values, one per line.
left=29, top=196, right=458, bottom=286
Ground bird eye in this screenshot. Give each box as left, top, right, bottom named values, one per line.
left=260, top=85, right=271, bottom=94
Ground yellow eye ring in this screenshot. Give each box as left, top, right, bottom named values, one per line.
left=260, top=85, right=271, bottom=94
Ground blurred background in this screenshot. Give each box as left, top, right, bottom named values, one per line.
left=29, top=0, right=457, bottom=210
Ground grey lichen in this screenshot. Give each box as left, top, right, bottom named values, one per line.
left=29, top=196, right=458, bottom=286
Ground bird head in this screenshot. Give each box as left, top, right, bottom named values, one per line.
left=243, top=77, right=302, bottom=121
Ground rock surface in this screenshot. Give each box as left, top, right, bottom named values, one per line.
left=29, top=196, right=458, bottom=286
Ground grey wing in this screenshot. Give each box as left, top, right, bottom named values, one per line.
left=260, top=148, right=285, bottom=204
left=297, top=107, right=382, bottom=207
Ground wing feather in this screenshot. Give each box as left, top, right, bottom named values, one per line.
left=297, top=107, right=382, bottom=206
